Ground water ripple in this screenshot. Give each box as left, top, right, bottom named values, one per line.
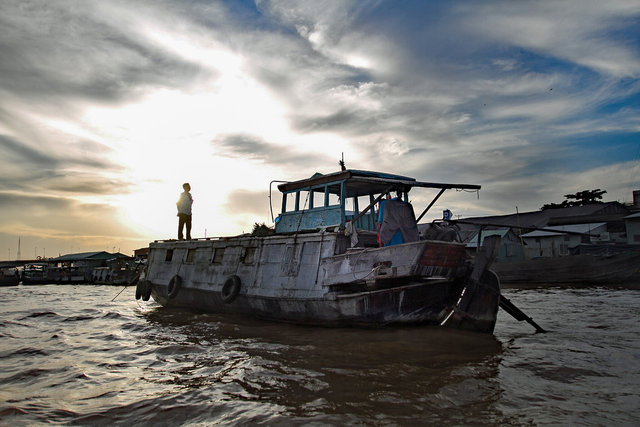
left=0, top=285, right=639, bottom=425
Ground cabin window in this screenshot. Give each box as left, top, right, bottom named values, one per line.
left=282, top=192, right=296, bottom=212
left=344, top=197, right=356, bottom=216
left=243, top=247, right=256, bottom=264
left=298, top=190, right=312, bottom=210
left=186, top=248, right=197, bottom=263
left=165, top=249, right=174, bottom=262
left=358, top=195, right=375, bottom=214
left=327, top=192, right=340, bottom=207
left=211, top=247, right=225, bottom=264
left=311, top=188, right=325, bottom=208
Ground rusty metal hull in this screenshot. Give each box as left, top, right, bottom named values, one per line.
left=143, top=232, right=499, bottom=332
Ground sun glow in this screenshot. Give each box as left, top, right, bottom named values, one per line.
left=79, top=64, right=297, bottom=241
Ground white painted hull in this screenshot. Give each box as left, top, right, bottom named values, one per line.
left=141, top=231, right=499, bottom=332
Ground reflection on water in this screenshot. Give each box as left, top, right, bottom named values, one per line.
left=136, top=307, right=505, bottom=425
left=1, top=285, right=639, bottom=425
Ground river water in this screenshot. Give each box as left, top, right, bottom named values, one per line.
left=1, top=284, right=639, bottom=426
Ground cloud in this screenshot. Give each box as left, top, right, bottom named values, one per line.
left=0, top=0, right=638, bottom=257
left=0, top=134, right=58, bottom=169
left=459, top=1, right=640, bottom=78
left=0, top=1, right=207, bottom=105
left=45, top=174, right=132, bottom=195
left=212, top=133, right=335, bottom=169
left=224, top=189, right=271, bottom=218
left=0, top=133, right=124, bottom=194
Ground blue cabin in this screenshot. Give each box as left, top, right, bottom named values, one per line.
left=275, top=170, right=414, bottom=234
left=274, top=169, right=480, bottom=236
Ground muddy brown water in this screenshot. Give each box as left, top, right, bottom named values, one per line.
left=1, top=284, right=639, bottom=425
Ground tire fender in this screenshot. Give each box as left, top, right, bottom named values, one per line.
left=141, top=279, right=152, bottom=301
left=135, top=279, right=144, bottom=300
left=167, top=275, right=182, bottom=299
left=221, top=275, right=241, bottom=304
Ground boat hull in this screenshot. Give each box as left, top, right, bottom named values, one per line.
left=492, top=251, right=640, bottom=285
left=0, top=277, right=19, bottom=287
left=150, top=278, right=494, bottom=328
left=143, top=233, right=499, bottom=333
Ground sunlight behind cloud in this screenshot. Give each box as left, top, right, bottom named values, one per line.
left=1, top=0, right=638, bottom=258
left=79, top=55, right=296, bottom=241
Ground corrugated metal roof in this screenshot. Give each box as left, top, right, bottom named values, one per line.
left=461, top=202, right=628, bottom=230
left=466, top=229, right=511, bottom=248
left=521, top=223, right=606, bottom=238
left=48, top=251, right=128, bottom=262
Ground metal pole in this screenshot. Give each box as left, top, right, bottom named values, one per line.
left=416, top=188, right=446, bottom=222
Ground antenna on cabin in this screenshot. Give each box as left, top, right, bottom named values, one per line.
left=339, top=152, right=346, bottom=171
left=17, top=237, right=21, bottom=260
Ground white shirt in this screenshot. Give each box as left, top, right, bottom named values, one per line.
left=177, top=191, right=193, bottom=215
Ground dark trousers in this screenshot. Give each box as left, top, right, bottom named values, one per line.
left=178, top=214, right=192, bottom=240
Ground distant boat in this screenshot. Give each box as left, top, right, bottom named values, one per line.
left=47, top=266, right=89, bottom=284
left=492, top=247, right=640, bottom=286
left=137, top=169, right=503, bottom=333
left=91, top=264, right=140, bottom=286
left=21, top=263, right=49, bottom=285
left=0, top=267, right=20, bottom=287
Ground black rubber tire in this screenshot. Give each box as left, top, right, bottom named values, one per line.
left=167, top=275, right=182, bottom=299
left=135, top=279, right=144, bottom=300
left=141, top=280, right=152, bottom=301
left=221, top=275, right=241, bottom=304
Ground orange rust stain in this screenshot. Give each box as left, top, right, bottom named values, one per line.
left=420, top=243, right=466, bottom=268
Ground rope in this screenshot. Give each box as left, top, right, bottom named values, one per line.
left=111, top=285, right=128, bottom=302
left=110, top=270, right=141, bottom=302
left=350, top=248, right=384, bottom=282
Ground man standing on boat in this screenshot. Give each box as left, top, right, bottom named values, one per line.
left=177, top=183, right=193, bottom=240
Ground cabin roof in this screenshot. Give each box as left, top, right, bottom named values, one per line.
left=277, top=169, right=480, bottom=197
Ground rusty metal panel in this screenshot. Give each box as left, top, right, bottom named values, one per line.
left=420, top=241, right=466, bottom=267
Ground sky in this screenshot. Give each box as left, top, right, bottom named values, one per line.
left=1, top=0, right=639, bottom=259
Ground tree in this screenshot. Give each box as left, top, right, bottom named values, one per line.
left=541, top=189, right=607, bottom=210
left=251, top=222, right=274, bottom=236
left=564, top=189, right=607, bottom=205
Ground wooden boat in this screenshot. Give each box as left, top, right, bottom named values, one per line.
left=21, top=263, right=49, bottom=285
left=138, top=169, right=502, bottom=333
left=91, top=265, right=140, bottom=285
left=47, top=266, right=89, bottom=284
left=0, top=267, right=20, bottom=286
left=492, top=249, right=640, bottom=286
